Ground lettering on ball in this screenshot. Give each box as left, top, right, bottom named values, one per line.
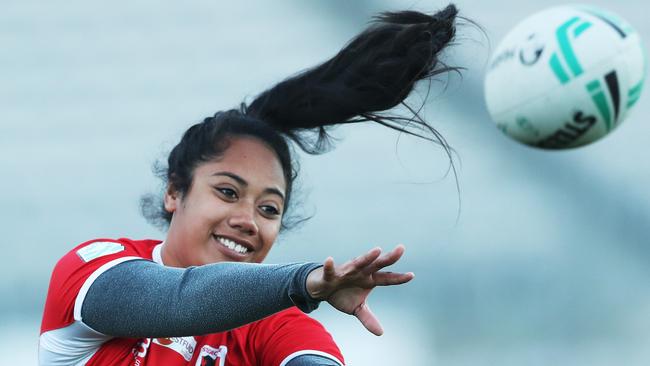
left=519, top=33, right=545, bottom=66
left=536, top=111, right=597, bottom=149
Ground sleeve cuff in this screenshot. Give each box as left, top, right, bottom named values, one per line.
left=288, top=263, right=323, bottom=313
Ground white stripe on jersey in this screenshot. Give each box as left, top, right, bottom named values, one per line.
left=73, top=256, right=142, bottom=321
left=39, top=321, right=107, bottom=366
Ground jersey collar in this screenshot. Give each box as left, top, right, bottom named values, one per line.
left=152, top=243, right=165, bottom=266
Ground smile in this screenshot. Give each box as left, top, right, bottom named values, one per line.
left=214, top=235, right=251, bottom=255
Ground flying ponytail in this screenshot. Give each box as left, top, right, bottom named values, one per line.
left=246, top=4, right=459, bottom=153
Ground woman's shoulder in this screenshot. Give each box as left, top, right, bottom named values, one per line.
left=45, top=238, right=163, bottom=290
left=40, top=238, right=163, bottom=340
left=61, top=237, right=162, bottom=262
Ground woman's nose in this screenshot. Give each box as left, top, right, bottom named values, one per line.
left=227, top=205, right=259, bottom=236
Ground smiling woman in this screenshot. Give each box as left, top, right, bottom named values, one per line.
left=39, top=5, right=460, bottom=366
left=162, top=138, right=286, bottom=266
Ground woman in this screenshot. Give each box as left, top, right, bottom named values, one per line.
left=40, top=5, right=459, bottom=366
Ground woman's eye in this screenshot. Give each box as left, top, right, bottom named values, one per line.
left=260, top=205, right=280, bottom=216
left=216, top=187, right=238, bottom=199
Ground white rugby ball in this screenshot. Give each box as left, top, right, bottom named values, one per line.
left=484, top=5, right=645, bottom=149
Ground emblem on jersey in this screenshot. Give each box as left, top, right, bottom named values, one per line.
left=195, top=345, right=227, bottom=366
left=76, top=241, right=125, bottom=262
left=153, top=336, right=197, bottom=361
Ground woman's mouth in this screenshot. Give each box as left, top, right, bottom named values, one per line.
left=213, top=235, right=252, bottom=255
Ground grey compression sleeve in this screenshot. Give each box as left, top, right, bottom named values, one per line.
left=81, top=260, right=322, bottom=338
left=287, top=355, right=342, bottom=366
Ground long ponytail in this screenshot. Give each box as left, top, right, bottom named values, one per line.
left=246, top=4, right=459, bottom=154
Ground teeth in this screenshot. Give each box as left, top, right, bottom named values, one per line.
left=216, top=236, right=249, bottom=254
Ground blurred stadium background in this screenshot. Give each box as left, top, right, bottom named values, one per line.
left=2, top=0, right=648, bottom=364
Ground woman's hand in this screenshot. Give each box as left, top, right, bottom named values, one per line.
left=305, top=245, right=414, bottom=336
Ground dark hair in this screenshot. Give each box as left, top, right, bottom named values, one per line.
left=142, top=5, right=460, bottom=231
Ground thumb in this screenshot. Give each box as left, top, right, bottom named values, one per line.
left=354, top=302, right=384, bottom=336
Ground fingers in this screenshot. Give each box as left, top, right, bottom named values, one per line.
left=323, top=257, right=335, bottom=281
left=351, top=247, right=382, bottom=270
left=372, top=271, right=415, bottom=286
left=354, top=303, right=384, bottom=336
left=363, top=244, right=406, bottom=274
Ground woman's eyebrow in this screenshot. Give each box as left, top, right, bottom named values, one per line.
left=264, top=187, right=285, bottom=201
left=212, top=171, right=247, bottom=186
left=212, top=171, right=285, bottom=201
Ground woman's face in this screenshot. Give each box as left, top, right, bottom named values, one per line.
left=162, top=136, right=286, bottom=267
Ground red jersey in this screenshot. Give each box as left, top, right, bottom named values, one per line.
left=40, top=238, right=344, bottom=366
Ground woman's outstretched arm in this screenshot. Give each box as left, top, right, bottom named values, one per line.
left=81, top=246, right=413, bottom=338
left=81, top=261, right=320, bottom=337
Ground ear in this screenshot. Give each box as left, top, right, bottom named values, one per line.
left=163, top=184, right=179, bottom=213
